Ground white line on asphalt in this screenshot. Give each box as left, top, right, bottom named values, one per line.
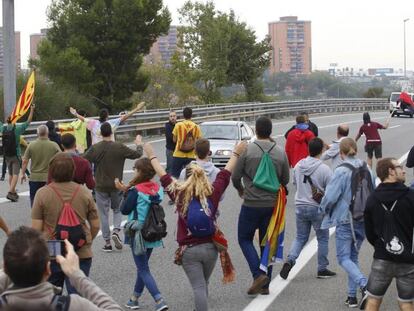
left=389, top=125, right=401, bottom=129
left=97, top=220, right=127, bottom=237
left=243, top=151, right=409, bottom=311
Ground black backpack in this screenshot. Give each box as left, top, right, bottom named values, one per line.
left=2, top=125, right=17, bottom=157
left=0, top=294, right=70, bottom=311
left=338, top=162, right=374, bottom=221
left=380, top=199, right=414, bottom=261
left=141, top=201, right=167, bottom=242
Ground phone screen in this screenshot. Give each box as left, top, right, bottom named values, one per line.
left=47, top=240, right=63, bottom=259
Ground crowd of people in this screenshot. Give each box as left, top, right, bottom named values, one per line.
left=0, top=105, right=412, bottom=311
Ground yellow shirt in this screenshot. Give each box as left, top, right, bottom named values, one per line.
left=59, top=120, right=87, bottom=153
left=172, top=120, right=202, bottom=158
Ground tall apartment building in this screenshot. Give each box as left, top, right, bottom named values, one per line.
left=268, top=16, right=312, bottom=75
left=145, top=25, right=178, bottom=67
left=0, top=28, right=21, bottom=77
left=30, top=28, right=48, bottom=60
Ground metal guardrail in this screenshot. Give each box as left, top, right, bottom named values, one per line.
left=20, top=98, right=388, bottom=141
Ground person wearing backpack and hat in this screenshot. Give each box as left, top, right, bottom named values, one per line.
left=171, top=107, right=202, bottom=178
left=32, top=153, right=100, bottom=295
left=141, top=140, right=246, bottom=311
left=232, top=116, right=290, bottom=296
left=2, top=104, right=35, bottom=202
left=319, top=138, right=374, bottom=309
left=114, top=158, right=168, bottom=311
left=363, top=158, right=414, bottom=311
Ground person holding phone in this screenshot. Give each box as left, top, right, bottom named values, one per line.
left=32, top=153, right=100, bottom=294
left=0, top=227, right=123, bottom=310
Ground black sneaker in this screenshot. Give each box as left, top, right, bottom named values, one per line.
left=6, top=192, right=18, bottom=202
left=359, top=286, right=368, bottom=310
left=345, top=296, right=358, bottom=308
left=112, top=232, right=123, bottom=250
left=317, top=269, right=337, bottom=279
left=279, top=261, right=293, bottom=280
left=102, top=244, right=113, bottom=252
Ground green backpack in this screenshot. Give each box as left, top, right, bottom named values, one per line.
left=252, top=143, right=280, bottom=193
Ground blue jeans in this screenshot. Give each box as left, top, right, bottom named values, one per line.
left=171, top=157, right=194, bottom=178
left=238, top=205, right=274, bottom=284
left=29, top=181, right=46, bottom=207
left=165, top=149, right=174, bottom=175
left=49, top=258, right=92, bottom=294
left=132, top=248, right=162, bottom=302
left=287, top=206, right=329, bottom=272
left=336, top=222, right=367, bottom=297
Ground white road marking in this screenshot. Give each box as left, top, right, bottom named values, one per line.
left=389, top=125, right=401, bottom=129
left=97, top=220, right=127, bottom=237
left=243, top=151, right=409, bottom=311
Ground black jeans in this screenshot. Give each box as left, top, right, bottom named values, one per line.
left=29, top=181, right=46, bottom=207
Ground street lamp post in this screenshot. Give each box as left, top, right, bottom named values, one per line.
left=404, top=18, right=409, bottom=78
left=2, top=0, right=16, bottom=121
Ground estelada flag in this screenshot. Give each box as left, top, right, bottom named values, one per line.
left=10, top=71, right=35, bottom=124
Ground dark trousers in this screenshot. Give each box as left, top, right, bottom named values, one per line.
left=171, top=157, right=194, bottom=178
left=29, top=181, right=47, bottom=207
left=49, top=258, right=92, bottom=294
left=238, top=205, right=274, bottom=285
left=165, top=149, right=174, bottom=175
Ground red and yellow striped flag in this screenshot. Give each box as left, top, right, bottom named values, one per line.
left=10, top=71, right=35, bottom=124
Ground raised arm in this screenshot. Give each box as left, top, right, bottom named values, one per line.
left=143, top=142, right=166, bottom=178
left=27, top=104, right=35, bottom=124
left=120, top=102, right=145, bottom=123
left=70, top=107, right=86, bottom=122
left=224, top=141, right=247, bottom=173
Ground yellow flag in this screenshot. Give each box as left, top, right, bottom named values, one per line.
left=10, top=71, right=35, bottom=124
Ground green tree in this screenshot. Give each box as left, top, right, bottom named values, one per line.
left=34, top=0, right=171, bottom=111
left=363, top=87, right=384, bottom=98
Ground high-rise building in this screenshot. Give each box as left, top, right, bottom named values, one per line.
left=268, top=16, right=312, bottom=75
left=30, top=28, right=48, bottom=60
left=145, top=25, right=178, bottom=67
left=0, top=28, right=21, bottom=77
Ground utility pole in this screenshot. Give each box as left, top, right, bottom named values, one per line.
left=2, top=0, right=16, bottom=121
left=404, top=18, right=409, bottom=78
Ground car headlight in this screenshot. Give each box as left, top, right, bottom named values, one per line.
left=216, top=150, right=232, bottom=156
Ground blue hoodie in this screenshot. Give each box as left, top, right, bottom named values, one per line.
left=319, top=156, right=373, bottom=229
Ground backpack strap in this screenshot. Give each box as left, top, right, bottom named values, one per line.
left=49, top=184, right=81, bottom=205
left=254, top=142, right=276, bottom=154
left=50, top=294, right=71, bottom=311
left=381, top=200, right=398, bottom=212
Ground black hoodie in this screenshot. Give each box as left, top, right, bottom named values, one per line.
left=364, top=182, right=414, bottom=264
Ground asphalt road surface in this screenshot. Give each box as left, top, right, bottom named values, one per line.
left=0, top=111, right=412, bottom=311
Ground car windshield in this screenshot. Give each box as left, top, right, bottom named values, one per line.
left=390, top=93, right=400, bottom=102
left=201, top=124, right=239, bottom=140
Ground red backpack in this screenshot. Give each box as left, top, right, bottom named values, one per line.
left=50, top=184, right=86, bottom=251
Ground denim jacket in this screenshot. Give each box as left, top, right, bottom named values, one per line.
left=319, top=157, right=373, bottom=230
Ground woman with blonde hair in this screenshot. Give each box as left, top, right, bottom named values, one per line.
left=142, top=140, right=246, bottom=311
left=319, top=137, right=374, bottom=309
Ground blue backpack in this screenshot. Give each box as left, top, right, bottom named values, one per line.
left=186, top=198, right=215, bottom=238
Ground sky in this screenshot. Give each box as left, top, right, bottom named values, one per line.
left=4, top=0, right=414, bottom=71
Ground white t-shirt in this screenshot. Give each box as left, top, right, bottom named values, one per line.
left=86, top=118, right=122, bottom=145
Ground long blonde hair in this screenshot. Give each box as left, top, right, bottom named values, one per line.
left=168, top=163, right=213, bottom=216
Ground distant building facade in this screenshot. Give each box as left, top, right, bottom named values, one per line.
left=268, top=16, right=312, bottom=75
left=30, top=28, right=48, bottom=60
left=145, top=25, right=178, bottom=67
left=0, top=28, right=21, bottom=77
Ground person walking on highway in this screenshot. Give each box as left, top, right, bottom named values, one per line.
left=284, top=111, right=318, bottom=138
left=363, top=158, right=414, bottom=311
left=70, top=102, right=145, bottom=145
left=2, top=104, right=35, bottom=202
left=355, top=112, right=389, bottom=168
left=232, top=116, right=290, bottom=296
left=58, top=109, right=90, bottom=153
left=171, top=107, right=202, bottom=178
left=115, top=158, right=168, bottom=311
left=83, top=122, right=143, bottom=252
left=165, top=110, right=177, bottom=175
left=285, top=114, right=315, bottom=168
left=47, top=134, right=95, bottom=190
left=280, top=138, right=336, bottom=280
left=321, top=124, right=349, bottom=170
left=46, top=120, right=63, bottom=151
left=32, top=153, right=100, bottom=294
left=319, top=138, right=372, bottom=308
left=142, top=139, right=246, bottom=311
left=20, top=125, right=61, bottom=206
